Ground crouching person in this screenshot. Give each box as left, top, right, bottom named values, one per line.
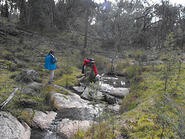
left=81, top=58, right=101, bottom=85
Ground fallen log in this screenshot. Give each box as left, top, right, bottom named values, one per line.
left=0, top=88, right=19, bottom=110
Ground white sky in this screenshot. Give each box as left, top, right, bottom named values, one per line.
left=95, top=0, right=185, bottom=6
left=54, top=0, right=185, bottom=6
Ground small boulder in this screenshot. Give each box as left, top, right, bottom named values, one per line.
left=100, top=83, right=129, bottom=98
left=109, top=88, right=129, bottom=98
left=32, top=111, right=57, bottom=129
left=21, top=82, right=42, bottom=95
left=15, top=69, right=40, bottom=83
left=81, top=87, right=104, bottom=101
left=57, top=119, right=93, bottom=139
left=0, top=111, right=31, bottom=139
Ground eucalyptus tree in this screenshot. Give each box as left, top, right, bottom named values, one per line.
left=18, top=0, right=27, bottom=25
left=55, top=0, right=96, bottom=31
left=0, top=0, right=9, bottom=18
left=27, top=0, right=55, bottom=31
left=154, top=1, right=180, bottom=45
left=0, top=0, right=27, bottom=24
left=95, top=0, right=155, bottom=50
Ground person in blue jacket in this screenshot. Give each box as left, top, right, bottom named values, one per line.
left=44, top=50, right=57, bottom=84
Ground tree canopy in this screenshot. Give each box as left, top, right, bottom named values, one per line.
left=0, top=0, right=184, bottom=49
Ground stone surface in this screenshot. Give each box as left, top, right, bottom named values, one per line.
left=106, top=104, right=120, bottom=113
left=15, top=69, right=40, bottom=83
left=104, top=93, right=118, bottom=104
left=32, top=111, right=57, bottom=129
left=57, top=119, right=93, bottom=139
left=99, top=83, right=129, bottom=98
left=0, top=111, right=31, bottom=139
left=81, top=87, right=104, bottom=101
left=49, top=92, right=102, bottom=120
left=109, top=88, right=129, bottom=98
left=72, top=86, right=85, bottom=94
left=99, top=83, right=113, bottom=93
left=22, top=82, right=42, bottom=95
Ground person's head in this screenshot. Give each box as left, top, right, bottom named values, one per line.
left=49, top=50, right=54, bottom=55
left=87, top=58, right=95, bottom=63
left=87, top=58, right=95, bottom=66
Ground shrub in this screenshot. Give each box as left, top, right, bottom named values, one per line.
left=114, top=60, right=130, bottom=74
left=2, top=50, right=14, bottom=60
left=94, top=55, right=109, bottom=73
left=125, top=65, right=141, bottom=79
left=54, top=66, right=81, bottom=88
left=120, top=94, right=139, bottom=113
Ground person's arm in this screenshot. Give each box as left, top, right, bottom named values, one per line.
left=50, top=54, right=57, bottom=64
left=83, top=59, right=90, bottom=65
left=82, top=65, right=85, bottom=74
left=92, top=63, right=101, bottom=80
left=92, top=64, right=98, bottom=76
left=82, top=59, right=90, bottom=74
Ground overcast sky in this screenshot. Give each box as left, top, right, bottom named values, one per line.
left=94, top=0, right=185, bottom=6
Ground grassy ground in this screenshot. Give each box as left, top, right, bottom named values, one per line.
left=73, top=62, right=185, bottom=139
left=1, top=21, right=185, bottom=138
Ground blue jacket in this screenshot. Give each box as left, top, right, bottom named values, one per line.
left=44, top=54, right=57, bottom=70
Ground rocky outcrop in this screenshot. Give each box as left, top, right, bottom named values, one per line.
left=104, top=93, right=118, bottom=104
left=57, top=119, right=93, bottom=139
left=73, top=82, right=129, bottom=104
left=21, top=82, right=42, bottom=95
left=0, top=111, right=31, bottom=139
left=81, top=87, right=104, bottom=101
left=72, top=86, right=85, bottom=94
left=106, top=104, right=120, bottom=113
left=15, top=69, right=40, bottom=83
left=49, top=92, right=102, bottom=120
left=108, top=87, right=129, bottom=98
left=100, top=83, right=129, bottom=98
left=32, top=111, right=57, bottom=129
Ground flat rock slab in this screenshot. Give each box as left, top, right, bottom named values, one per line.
left=100, top=83, right=129, bottom=98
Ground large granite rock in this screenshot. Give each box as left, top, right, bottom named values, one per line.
left=32, top=111, right=57, bottom=129
left=0, top=111, right=31, bottom=139
left=100, top=83, right=129, bottom=98
left=106, top=104, right=120, bottom=113
left=108, top=87, right=129, bottom=98
left=49, top=92, right=102, bottom=120
left=104, top=93, right=118, bottom=104
left=57, top=119, right=93, bottom=139
left=72, top=86, right=85, bottom=94
left=81, top=87, right=104, bottom=101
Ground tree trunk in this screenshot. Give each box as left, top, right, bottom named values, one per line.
left=82, top=9, right=89, bottom=57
